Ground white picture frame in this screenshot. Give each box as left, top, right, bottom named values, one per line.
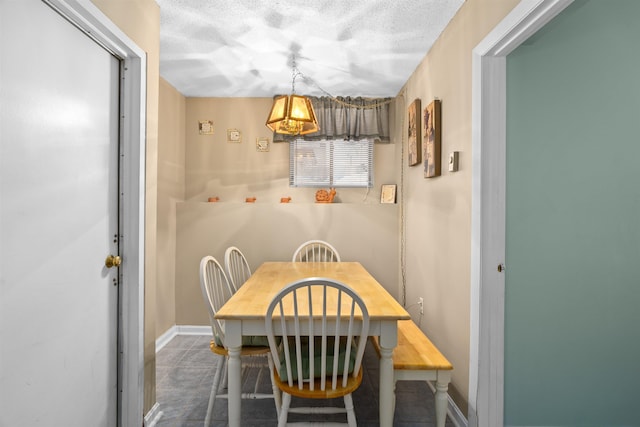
left=227, top=128, right=241, bottom=143
left=256, top=137, right=270, bottom=152
left=380, top=184, right=397, bottom=204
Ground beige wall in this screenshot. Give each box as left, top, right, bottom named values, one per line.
left=396, top=0, right=519, bottom=414
left=176, top=203, right=400, bottom=325
left=175, top=97, right=402, bottom=325
left=91, top=0, right=160, bottom=413
left=184, top=98, right=399, bottom=204
left=157, top=78, right=186, bottom=335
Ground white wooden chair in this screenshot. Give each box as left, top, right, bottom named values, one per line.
left=199, top=256, right=279, bottom=426
left=265, top=278, right=370, bottom=427
left=224, top=246, right=252, bottom=292
left=292, top=240, right=341, bottom=262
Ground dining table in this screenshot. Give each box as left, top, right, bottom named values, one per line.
left=215, top=261, right=411, bottom=427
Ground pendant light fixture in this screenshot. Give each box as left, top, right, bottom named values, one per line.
left=265, top=57, right=319, bottom=135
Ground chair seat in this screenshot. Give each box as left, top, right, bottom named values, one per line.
left=209, top=340, right=272, bottom=357
left=212, top=333, right=271, bottom=348
left=272, top=366, right=363, bottom=400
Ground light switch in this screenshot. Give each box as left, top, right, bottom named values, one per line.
left=448, top=151, right=459, bottom=172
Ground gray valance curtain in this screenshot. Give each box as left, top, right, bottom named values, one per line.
left=273, top=96, right=392, bottom=143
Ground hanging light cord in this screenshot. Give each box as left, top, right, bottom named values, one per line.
left=291, top=56, right=303, bottom=94
left=291, top=56, right=394, bottom=109
left=398, top=90, right=407, bottom=308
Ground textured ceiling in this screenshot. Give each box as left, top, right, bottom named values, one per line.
left=157, top=0, right=465, bottom=98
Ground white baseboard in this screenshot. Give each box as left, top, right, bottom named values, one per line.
left=426, top=380, right=468, bottom=427
left=143, top=402, right=163, bottom=427
left=156, top=325, right=212, bottom=352
left=155, top=325, right=177, bottom=352
left=175, top=325, right=212, bottom=335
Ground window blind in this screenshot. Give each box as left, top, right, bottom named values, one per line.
left=289, top=139, right=373, bottom=188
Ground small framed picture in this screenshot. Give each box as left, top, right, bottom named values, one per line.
left=256, top=137, right=270, bottom=152
left=199, top=120, right=214, bottom=135
left=380, top=184, right=397, bottom=204
left=227, top=128, right=241, bottom=143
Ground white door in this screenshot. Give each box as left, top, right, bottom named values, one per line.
left=0, top=1, right=120, bottom=426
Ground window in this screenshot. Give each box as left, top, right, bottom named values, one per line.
left=289, top=139, right=373, bottom=188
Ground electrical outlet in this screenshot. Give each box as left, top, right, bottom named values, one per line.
left=418, top=297, right=424, bottom=315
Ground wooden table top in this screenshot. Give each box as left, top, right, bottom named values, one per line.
left=215, top=262, right=410, bottom=321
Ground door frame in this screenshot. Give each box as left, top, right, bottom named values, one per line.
left=43, top=1, right=147, bottom=425
left=469, top=1, right=573, bottom=426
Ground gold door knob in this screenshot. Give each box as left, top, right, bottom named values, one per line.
left=105, top=255, right=122, bottom=268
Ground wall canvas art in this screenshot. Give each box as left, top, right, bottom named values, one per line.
left=408, top=99, right=421, bottom=166
left=423, top=99, right=441, bottom=178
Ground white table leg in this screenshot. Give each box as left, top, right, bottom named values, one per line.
left=378, top=321, right=398, bottom=427
left=225, top=320, right=242, bottom=427
left=435, top=371, right=451, bottom=427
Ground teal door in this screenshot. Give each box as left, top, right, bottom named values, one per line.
left=504, top=1, right=640, bottom=425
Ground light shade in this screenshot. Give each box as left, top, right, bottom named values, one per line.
left=266, top=95, right=319, bottom=135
